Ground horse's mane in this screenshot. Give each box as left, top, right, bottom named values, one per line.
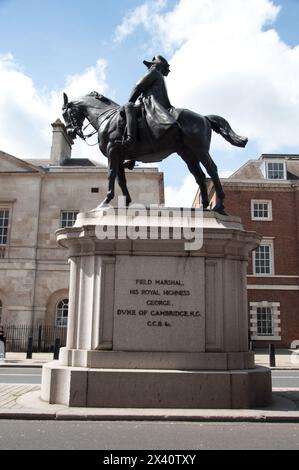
left=70, top=92, right=119, bottom=110
left=71, top=91, right=119, bottom=111
left=67, top=91, right=120, bottom=130
left=87, top=91, right=119, bottom=107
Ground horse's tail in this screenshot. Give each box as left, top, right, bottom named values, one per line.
left=206, top=115, right=248, bottom=148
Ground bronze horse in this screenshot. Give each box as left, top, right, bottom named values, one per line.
left=62, top=91, right=247, bottom=213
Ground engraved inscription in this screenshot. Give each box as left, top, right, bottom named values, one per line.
left=113, top=256, right=205, bottom=352
left=117, top=278, right=201, bottom=328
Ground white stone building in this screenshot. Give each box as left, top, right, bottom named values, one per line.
left=0, top=120, right=164, bottom=329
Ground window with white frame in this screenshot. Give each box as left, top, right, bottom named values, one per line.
left=251, top=200, right=272, bottom=221
left=256, top=307, right=273, bottom=336
left=253, top=242, right=273, bottom=275
left=249, top=302, right=281, bottom=340
left=55, top=299, right=68, bottom=327
left=60, top=211, right=79, bottom=228
left=0, top=209, right=9, bottom=244
left=266, top=161, right=286, bottom=180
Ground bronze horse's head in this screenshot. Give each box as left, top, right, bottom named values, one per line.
left=62, top=92, right=86, bottom=140
left=62, top=92, right=117, bottom=140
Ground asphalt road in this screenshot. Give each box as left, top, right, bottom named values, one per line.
left=0, top=367, right=41, bottom=384
left=272, top=370, right=299, bottom=388
left=1, top=368, right=299, bottom=387
left=0, top=420, right=298, bottom=450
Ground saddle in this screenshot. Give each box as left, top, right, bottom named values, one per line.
left=98, top=105, right=179, bottom=163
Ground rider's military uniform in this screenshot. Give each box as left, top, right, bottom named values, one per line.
left=122, top=56, right=179, bottom=146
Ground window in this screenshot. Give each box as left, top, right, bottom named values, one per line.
left=55, top=299, right=68, bottom=327
left=256, top=307, right=273, bottom=336
left=0, top=209, right=9, bottom=244
left=254, top=242, right=273, bottom=275
left=251, top=200, right=272, bottom=221
left=266, top=161, right=286, bottom=180
left=249, top=302, right=281, bottom=340
left=60, top=211, right=79, bottom=228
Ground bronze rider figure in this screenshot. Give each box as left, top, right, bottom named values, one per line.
left=119, top=55, right=178, bottom=159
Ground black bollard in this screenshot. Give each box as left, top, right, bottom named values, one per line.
left=37, top=325, right=42, bottom=352
left=269, top=343, right=276, bottom=367
left=26, top=337, right=33, bottom=359
left=53, top=338, right=60, bottom=360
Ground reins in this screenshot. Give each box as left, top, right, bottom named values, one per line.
left=68, top=100, right=119, bottom=147
left=81, top=122, right=98, bottom=146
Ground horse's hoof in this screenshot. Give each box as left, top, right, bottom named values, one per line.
left=91, top=201, right=113, bottom=211
left=217, top=209, right=229, bottom=216
left=212, top=203, right=229, bottom=216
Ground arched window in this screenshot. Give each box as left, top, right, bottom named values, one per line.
left=55, top=299, right=68, bottom=327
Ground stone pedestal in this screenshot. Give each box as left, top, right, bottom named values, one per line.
left=41, top=208, right=271, bottom=408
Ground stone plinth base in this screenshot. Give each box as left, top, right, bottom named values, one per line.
left=41, top=362, right=271, bottom=409
left=59, top=348, right=255, bottom=370
left=41, top=209, right=272, bottom=409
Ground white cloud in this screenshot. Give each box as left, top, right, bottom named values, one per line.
left=165, top=173, right=198, bottom=207
left=115, top=0, right=299, bottom=153
left=0, top=54, right=109, bottom=161
left=156, top=0, right=280, bottom=51
left=114, top=0, right=167, bottom=43
left=63, top=59, right=108, bottom=100
left=165, top=168, right=234, bottom=207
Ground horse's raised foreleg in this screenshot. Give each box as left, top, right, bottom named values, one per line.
left=117, top=162, right=132, bottom=206
left=99, top=144, right=119, bottom=207
left=177, top=147, right=209, bottom=209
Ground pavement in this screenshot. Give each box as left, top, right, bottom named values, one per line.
left=0, top=349, right=298, bottom=422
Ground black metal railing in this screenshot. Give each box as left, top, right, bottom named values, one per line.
left=1, top=324, right=67, bottom=352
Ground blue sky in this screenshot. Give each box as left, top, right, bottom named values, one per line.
left=0, top=0, right=299, bottom=205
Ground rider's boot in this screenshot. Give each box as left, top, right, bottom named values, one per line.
left=124, top=102, right=137, bottom=149
left=115, top=102, right=137, bottom=150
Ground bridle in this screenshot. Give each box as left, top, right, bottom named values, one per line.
left=63, top=103, right=98, bottom=144
left=62, top=93, right=119, bottom=147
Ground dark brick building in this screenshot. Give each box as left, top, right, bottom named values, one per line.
left=194, top=154, right=299, bottom=348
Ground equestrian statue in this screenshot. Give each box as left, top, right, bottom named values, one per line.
left=62, top=55, right=248, bottom=214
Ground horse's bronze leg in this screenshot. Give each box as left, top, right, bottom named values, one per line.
left=200, top=152, right=227, bottom=215
left=117, top=162, right=132, bottom=206
left=99, top=144, right=119, bottom=207
left=177, top=147, right=209, bottom=209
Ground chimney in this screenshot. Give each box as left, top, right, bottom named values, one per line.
left=50, top=119, right=73, bottom=166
